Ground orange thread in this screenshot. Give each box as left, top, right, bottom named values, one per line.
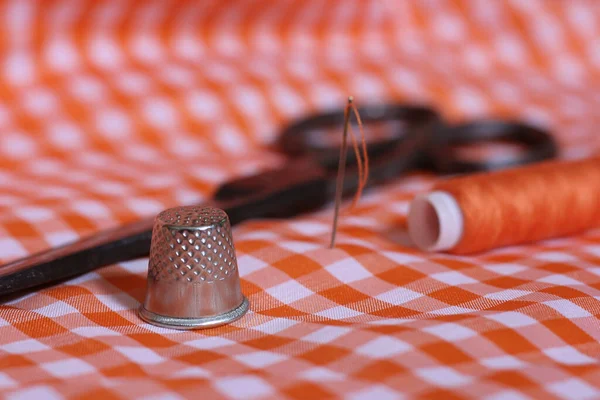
left=434, top=157, right=600, bottom=254
left=329, top=97, right=369, bottom=248
left=347, top=125, right=364, bottom=209
left=351, top=103, right=369, bottom=188
left=349, top=102, right=369, bottom=208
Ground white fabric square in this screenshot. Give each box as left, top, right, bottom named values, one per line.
left=13, top=206, right=54, bottom=222
left=430, top=306, right=475, bottom=316
left=184, top=337, right=236, bottom=350
left=95, top=108, right=132, bottom=138
left=47, top=121, right=85, bottom=150
left=484, top=390, right=529, bottom=400
left=315, top=306, right=363, bottom=319
left=215, top=125, right=249, bottom=154
left=2, top=339, right=50, bottom=354
left=68, top=75, right=106, bottom=103
left=538, top=274, right=583, bottom=286
left=423, top=323, right=477, bottom=341
left=416, top=366, right=471, bottom=388
left=483, top=263, right=527, bottom=275
left=0, top=372, right=16, bottom=389
left=72, top=326, right=120, bottom=338
left=343, top=216, right=378, bottom=228
left=234, top=351, right=287, bottom=368
left=534, top=252, right=578, bottom=262
left=93, top=181, right=130, bottom=196
left=389, top=201, right=410, bottom=215
left=549, top=378, right=598, bottom=400
left=302, top=326, right=352, bottom=344
left=480, top=355, right=525, bottom=370
left=188, top=164, right=228, bottom=184
left=114, top=71, right=152, bottom=95
left=288, top=221, right=330, bottom=235
left=348, top=385, right=401, bottom=400
left=370, top=318, right=416, bottom=326
left=140, top=393, right=185, bottom=400
left=356, top=336, right=411, bottom=359
left=381, top=251, right=424, bottom=264
left=119, top=259, right=148, bottom=274
left=0, top=238, right=28, bottom=259
left=21, top=88, right=58, bottom=116
left=167, top=137, right=205, bottom=158
left=543, top=300, right=592, bottom=318
left=376, top=287, right=424, bottom=305
left=160, top=65, right=194, bottom=87
left=41, top=359, right=95, bottom=378
left=299, top=367, right=345, bottom=382
left=64, top=271, right=101, bottom=286
left=187, top=91, right=222, bottom=120
left=141, top=97, right=179, bottom=129
left=171, top=367, right=212, bottom=378
left=126, top=198, right=164, bottom=216
left=325, top=259, right=372, bottom=284
left=95, top=293, right=138, bottom=311
left=588, top=267, right=600, bottom=277
left=266, top=280, right=314, bottom=304
left=114, top=346, right=164, bottom=365
left=278, top=240, right=321, bottom=253
left=237, top=255, right=269, bottom=277
left=45, top=231, right=80, bottom=247
left=431, top=271, right=478, bottom=285
left=71, top=200, right=113, bottom=218
left=34, top=302, right=80, bottom=317
left=486, top=312, right=537, bottom=328
left=214, top=375, right=274, bottom=399
left=2, top=133, right=38, bottom=159
left=544, top=346, right=596, bottom=366
left=584, top=245, right=600, bottom=257
left=89, top=36, right=124, bottom=69
left=7, top=386, right=62, bottom=400
left=252, top=318, right=299, bottom=334
left=485, top=290, right=531, bottom=301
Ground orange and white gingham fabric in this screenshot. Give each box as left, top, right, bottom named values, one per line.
left=1, top=1, right=600, bottom=399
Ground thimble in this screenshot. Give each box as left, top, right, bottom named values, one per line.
left=139, top=205, right=249, bottom=329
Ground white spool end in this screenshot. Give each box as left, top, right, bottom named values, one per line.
left=408, top=191, right=464, bottom=252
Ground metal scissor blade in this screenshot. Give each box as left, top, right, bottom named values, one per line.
left=0, top=217, right=155, bottom=296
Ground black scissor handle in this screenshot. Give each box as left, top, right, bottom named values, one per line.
left=278, top=103, right=441, bottom=171
left=429, top=120, right=558, bottom=173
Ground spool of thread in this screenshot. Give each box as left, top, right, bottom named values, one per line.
left=408, top=157, right=600, bottom=254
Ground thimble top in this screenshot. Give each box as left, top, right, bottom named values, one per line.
left=156, top=206, right=228, bottom=230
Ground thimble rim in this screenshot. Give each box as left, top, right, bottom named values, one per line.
left=161, top=223, right=227, bottom=231
left=138, top=296, right=249, bottom=330
left=156, top=206, right=229, bottom=230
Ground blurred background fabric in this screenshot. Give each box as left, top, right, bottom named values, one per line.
left=1, top=1, right=600, bottom=399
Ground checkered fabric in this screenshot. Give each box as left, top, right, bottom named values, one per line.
left=1, top=1, right=600, bottom=399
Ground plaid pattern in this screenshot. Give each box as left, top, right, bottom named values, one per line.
left=2, top=1, right=600, bottom=398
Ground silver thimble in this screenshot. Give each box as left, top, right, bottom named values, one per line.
left=139, top=205, right=249, bottom=329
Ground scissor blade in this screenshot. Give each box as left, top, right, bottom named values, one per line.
left=0, top=217, right=155, bottom=297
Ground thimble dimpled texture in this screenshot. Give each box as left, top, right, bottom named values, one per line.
left=148, top=207, right=237, bottom=283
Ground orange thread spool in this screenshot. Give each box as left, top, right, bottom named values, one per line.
left=408, top=157, right=600, bottom=254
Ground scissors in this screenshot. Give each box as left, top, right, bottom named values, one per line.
left=0, top=102, right=557, bottom=296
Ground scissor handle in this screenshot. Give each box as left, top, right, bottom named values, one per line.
left=278, top=103, right=442, bottom=171
left=277, top=103, right=558, bottom=188
left=429, top=120, right=558, bottom=173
